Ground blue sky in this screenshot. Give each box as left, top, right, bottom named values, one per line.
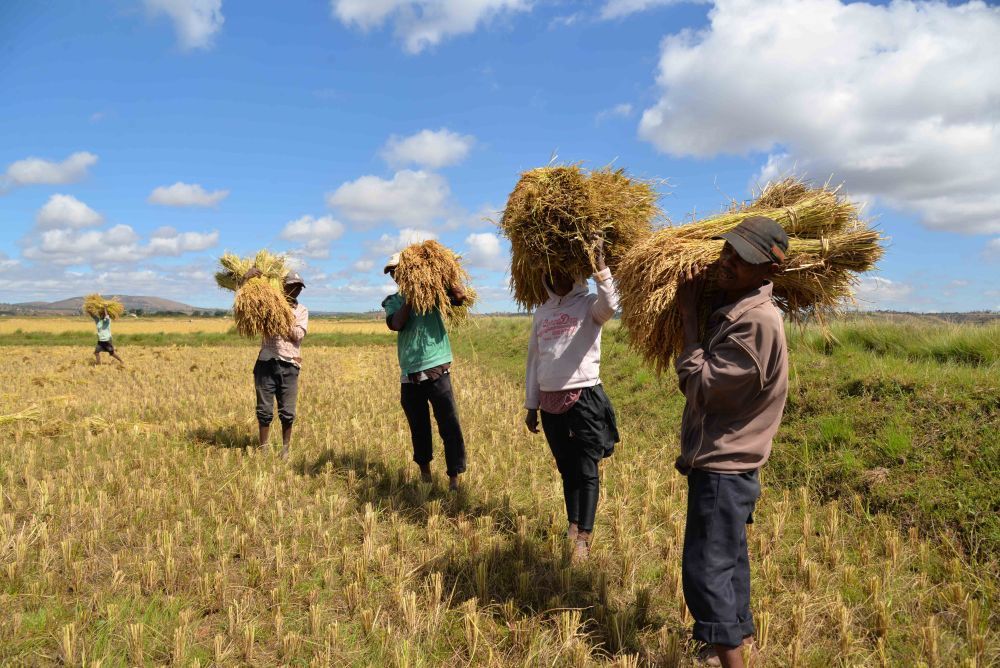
left=1, top=0, right=998, bottom=312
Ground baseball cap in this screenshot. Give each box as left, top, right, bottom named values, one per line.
left=383, top=252, right=401, bottom=274
left=284, top=271, right=306, bottom=288
left=715, top=215, right=789, bottom=265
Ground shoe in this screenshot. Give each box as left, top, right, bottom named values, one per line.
left=448, top=475, right=459, bottom=492
left=419, top=464, right=432, bottom=483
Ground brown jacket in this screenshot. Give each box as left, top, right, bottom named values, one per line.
left=675, top=282, right=788, bottom=474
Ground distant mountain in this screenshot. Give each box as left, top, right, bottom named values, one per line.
left=4, top=295, right=214, bottom=315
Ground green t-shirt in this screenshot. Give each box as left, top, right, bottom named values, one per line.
left=94, top=316, right=112, bottom=342
left=382, top=293, right=453, bottom=375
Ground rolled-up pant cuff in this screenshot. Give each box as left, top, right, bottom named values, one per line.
left=692, top=618, right=755, bottom=648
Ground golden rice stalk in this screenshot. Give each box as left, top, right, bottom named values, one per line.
left=82, top=294, right=125, bottom=319
left=232, top=278, right=294, bottom=339
left=394, top=240, right=477, bottom=325
left=616, top=178, right=884, bottom=372
left=215, top=250, right=288, bottom=293
left=0, top=406, right=41, bottom=427
left=499, top=165, right=660, bottom=309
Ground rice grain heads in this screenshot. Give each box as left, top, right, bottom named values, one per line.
left=215, top=251, right=293, bottom=339
left=616, top=178, right=884, bottom=372
left=499, top=165, right=660, bottom=309
left=394, top=240, right=476, bottom=325
left=82, top=294, right=125, bottom=319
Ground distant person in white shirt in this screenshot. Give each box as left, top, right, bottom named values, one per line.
left=93, top=307, right=124, bottom=365
left=243, top=269, right=308, bottom=460
left=523, top=235, right=620, bottom=561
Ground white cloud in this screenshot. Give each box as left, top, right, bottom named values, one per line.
left=638, top=0, right=1000, bottom=236
left=148, top=182, right=230, bottom=207
left=381, top=128, right=475, bottom=168
left=331, top=0, right=531, bottom=54
left=368, top=228, right=438, bottom=256
left=595, top=103, right=634, bottom=124
left=984, top=238, right=1000, bottom=261
left=327, top=170, right=450, bottom=228
left=146, top=227, right=220, bottom=256
left=600, top=0, right=701, bottom=20
left=23, top=224, right=218, bottom=266
left=36, top=194, right=104, bottom=229
left=145, top=0, right=224, bottom=51
left=463, top=232, right=507, bottom=271
left=353, top=259, right=376, bottom=272
left=2, top=152, right=98, bottom=191
left=281, top=215, right=346, bottom=243
left=853, top=276, right=914, bottom=310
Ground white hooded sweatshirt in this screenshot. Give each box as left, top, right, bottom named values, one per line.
left=525, top=267, right=619, bottom=410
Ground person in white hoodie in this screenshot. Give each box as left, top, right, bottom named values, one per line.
left=524, top=236, right=620, bottom=560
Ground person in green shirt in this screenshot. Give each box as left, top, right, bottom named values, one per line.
left=93, top=307, right=124, bottom=365
left=382, top=253, right=468, bottom=491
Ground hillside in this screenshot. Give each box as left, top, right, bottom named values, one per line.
left=3, top=295, right=211, bottom=315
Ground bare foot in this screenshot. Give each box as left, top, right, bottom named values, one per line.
left=419, top=464, right=432, bottom=483
left=448, top=475, right=459, bottom=492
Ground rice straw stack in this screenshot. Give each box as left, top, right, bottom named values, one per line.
left=82, top=294, right=125, bottom=319
left=215, top=250, right=294, bottom=339
left=394, top=240, right=477, bottom=325
left=499, top=165, right=660, bottom=309
left=616, top=178, right=884, bottom=372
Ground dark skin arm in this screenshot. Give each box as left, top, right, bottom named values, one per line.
left=677, top=264, right=708, bottom=347
left=387, top=301, right=412, bottom=331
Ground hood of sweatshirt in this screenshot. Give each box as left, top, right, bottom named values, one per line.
left=542, top=275, right=590, bottom=307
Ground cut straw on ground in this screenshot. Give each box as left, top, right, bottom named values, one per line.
left=499, top=165, right=660, bottom=310
left=394, top=240, right=476, bottom=325
left=82, top=294, right=125, bottom=319
left=616, top=178, right=885, bottom=372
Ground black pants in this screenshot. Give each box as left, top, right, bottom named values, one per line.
left=540, top=385, right=619, bottom=533
left=254, top=358, right=300, bottom=427
left=682, top=468, right=760, bottom=648
left=400, top=374, right=467, bottom=477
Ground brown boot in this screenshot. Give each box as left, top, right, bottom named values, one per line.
left=419, top=464, right=432, bottom=483
left=572, top=531, right=591, bottom=563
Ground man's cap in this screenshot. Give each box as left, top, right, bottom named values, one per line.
left=284, top=271, right=306, bottom=288
left=715, top=215, right=789, bottom=265
left=383, top=252, right=401, bottom=274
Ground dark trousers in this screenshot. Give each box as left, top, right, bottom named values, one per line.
left=540, top=385, right=619, bottom=533
left=682, top=468, right=760, bottom=648
left=254, top=359, right=300, bottom=427
left=400, top=374, right=467, bottom=477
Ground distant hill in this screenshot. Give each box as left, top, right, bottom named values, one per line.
left=3, top=295, right=214, bottom=315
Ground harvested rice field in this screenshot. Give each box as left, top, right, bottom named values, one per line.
left=1, top=317, right=996, bottom=666
left=0, top=317, right=388, bottom=336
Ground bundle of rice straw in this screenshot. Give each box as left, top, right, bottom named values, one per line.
left=82, top=294, right=125, bottom=319
left=498, top=164, right=660, bottom=309
left=393, top=240, right=477, bottom=325
left=215, top=250, right=294, bottom=338
left=616, top=178, right=884, bottom=372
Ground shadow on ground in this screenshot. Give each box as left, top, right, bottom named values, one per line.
left=189, top=424, right=258, bottom=450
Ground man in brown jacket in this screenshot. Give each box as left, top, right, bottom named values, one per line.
left=674, top=215, right=789, bottom=668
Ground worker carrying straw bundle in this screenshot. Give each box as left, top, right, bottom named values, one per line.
left=616, top=178, right=884, bottom=371
left=498, top=165, right=659, bottom=310
left=215, top=250, right=295, bottom=339
left=216, top=251, right=308, bottom=460
left=83, top=294, right=125, bottom=365
left=382, top=241, right=473, bottom=491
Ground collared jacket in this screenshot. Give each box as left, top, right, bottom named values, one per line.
left=259, top=302, right=309, bottom=367
left=525, top=268, right=618, bottom=410
left=675, top=282, right=788, bottom=474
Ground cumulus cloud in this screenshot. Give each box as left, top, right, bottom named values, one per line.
left=36, top=194, right=104, bottom=229
left=146, top=227, right=220, bottom=256
left=145, top=0, right=224, bottom=51
left=368, top=228, right=438, bottom=256
left=853, top=276, right=915, bottom=310
left=638, top=0, right=1000, bottom=235
left=331, top=0, right=531, bottom=53
left=281, top=215, right=346, bottom=242
left=327, top=170, right=450, bottom=228
left=381, top=128, right=475, bottom=168
left=463, top=232, right=507, bottom=271
left=23, top=224, right=218, bottom=266
left=600, top=0, right=700, bottom=20
left=1, top=152, right=97, bottom=191
left=353, top=259, right=376, bottom=272
left=148, top=182, right=230, bottom=207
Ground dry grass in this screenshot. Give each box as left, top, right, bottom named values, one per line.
left=82, top=294, right=125, bottom=320
left=617, top=178, right=884, bottom=371
left=499, top=165, right=660, bottom=309
left=394, top=240, right=477, bottom=325
left=0, top=342, right=994, bottom=665
left=0, top=317, right=388, bottom=335
left=232, top=278, right=294, bottom=339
